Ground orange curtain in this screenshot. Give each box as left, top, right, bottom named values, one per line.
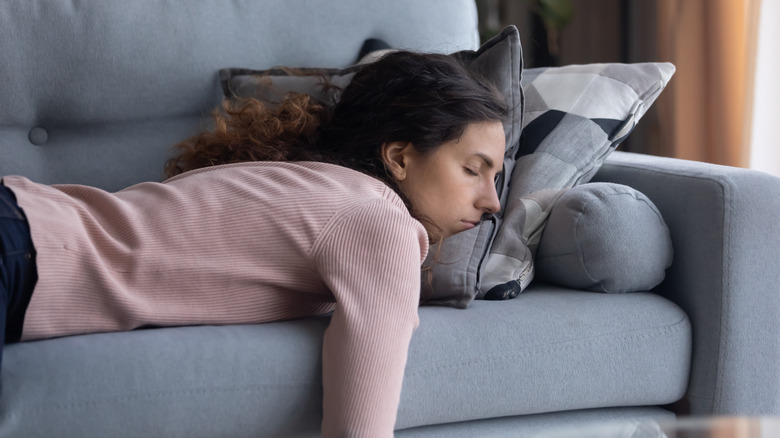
left=654, top=0, right=761, bottom=167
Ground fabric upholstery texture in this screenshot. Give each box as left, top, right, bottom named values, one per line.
left=594, top=151, right=780, bottom=416
left=479, top=62, right=676, bottom=301
left=0, top=285, right=690, bottom=437
left=397, top=407, right=675, bottom=438
left=0, top=0, right=479, bottom=191
left=221, top=26, right=525, bottom=308
left=536, top=182, right=673, bottom=293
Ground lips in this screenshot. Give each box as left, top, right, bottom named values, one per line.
left=461, top=220, right=480, bottom=230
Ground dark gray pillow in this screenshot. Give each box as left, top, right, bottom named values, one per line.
left=535, top=183, right=673, bottom=293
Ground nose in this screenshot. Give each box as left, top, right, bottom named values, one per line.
left=479, top=183, right=501, bottom=215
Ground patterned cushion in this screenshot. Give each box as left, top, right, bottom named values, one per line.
left=479, top=62, right=676, bottom=300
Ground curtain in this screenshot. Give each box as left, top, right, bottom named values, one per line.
left=482, top=0, right=762, bottom=167
left=654, top=0, right=761, bottom=167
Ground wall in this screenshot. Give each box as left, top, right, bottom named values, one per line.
left=748, top=0, right=780, bottom=176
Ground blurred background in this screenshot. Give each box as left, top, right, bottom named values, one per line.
left=476, top=0, right=780, bottom=176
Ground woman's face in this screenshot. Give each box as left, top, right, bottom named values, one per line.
left=388, top=121, right=506, bottom=240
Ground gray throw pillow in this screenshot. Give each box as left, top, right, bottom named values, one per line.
left=535, top=183, right=673, bottom=293
left=478, top=62, right=676, bottom=301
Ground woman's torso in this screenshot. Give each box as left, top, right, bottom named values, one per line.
left=3, top=161, right=427, bottom=341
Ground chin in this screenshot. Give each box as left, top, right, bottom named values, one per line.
left=426, top=229, right=448, bottom=244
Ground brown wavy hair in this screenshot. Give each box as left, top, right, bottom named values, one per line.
left=166, top=50, right=506, bottom=176
left=164, top=93, right=327, bottom=176
left=165, top=51, right=508, bottom=241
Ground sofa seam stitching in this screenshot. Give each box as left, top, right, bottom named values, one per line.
left=405, top=315, right=690, bottom=377
left=17, top=383, right=317, bottom=415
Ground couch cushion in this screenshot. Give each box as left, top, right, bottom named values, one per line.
left=0, top=318, right=330, bottom=437
left=0, top=0, right=479, bottom=191
left=536, top=182, right=674, bottom=293
left=397, top=406, right=675, bottom=438
left=0, top=285, right=690, bottom=437
left=480, top=63, right=676, bottom=300
left=397, top=285, right=691, bottom=429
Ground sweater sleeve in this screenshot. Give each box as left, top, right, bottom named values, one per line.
left=312, top=197, right=428, bottom=438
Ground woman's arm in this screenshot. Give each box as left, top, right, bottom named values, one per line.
left=313, top=199, right=428, bottom=437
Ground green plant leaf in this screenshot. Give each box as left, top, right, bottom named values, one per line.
left=536, top=0, right=575, bottom=30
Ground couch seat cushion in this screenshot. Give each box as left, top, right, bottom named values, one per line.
left=0, top=285, right=690, bottom=437
left=397, top=284, right=691, bottom=429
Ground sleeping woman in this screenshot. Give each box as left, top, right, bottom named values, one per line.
left=0, top=50, right=507, bottom=437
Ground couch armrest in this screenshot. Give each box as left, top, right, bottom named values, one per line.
left=593, top=151, right=780, bottom=416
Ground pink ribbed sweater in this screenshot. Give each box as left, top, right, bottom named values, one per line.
left=4, top=161, right=429, bottom=437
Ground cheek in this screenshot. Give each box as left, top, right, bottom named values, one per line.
left=403, top=183, right=440, bottom=215
left=400, top=174, right=447, bottom=217
left=401, top=156, right=466, bottom=219
left=424, top=181, right=467, bottom=223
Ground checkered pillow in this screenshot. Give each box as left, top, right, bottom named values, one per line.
left=479, top=62, right=676, bottom=300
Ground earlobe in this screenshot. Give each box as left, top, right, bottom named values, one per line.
left=381, top=141, right=411, bottom=182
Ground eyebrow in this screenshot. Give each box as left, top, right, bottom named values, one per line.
left=473, top=153, right=496, bottom=169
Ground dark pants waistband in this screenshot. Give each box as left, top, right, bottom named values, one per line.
left=0, top=182, right=38, bottom=344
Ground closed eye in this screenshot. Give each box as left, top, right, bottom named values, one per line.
left=464, top=167, right=479, bottom=177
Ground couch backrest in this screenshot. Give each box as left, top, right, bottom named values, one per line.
left=0, top=0, right=479, bottom=191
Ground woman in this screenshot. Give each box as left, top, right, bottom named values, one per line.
left=0, top=51, right=507, bottom=437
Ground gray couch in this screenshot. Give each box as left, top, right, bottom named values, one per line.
left=1, top=1, right=778, bottom=437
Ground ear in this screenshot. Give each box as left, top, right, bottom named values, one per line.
left=381, top=141, right=413, bottom=182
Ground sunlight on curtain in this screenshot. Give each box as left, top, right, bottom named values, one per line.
left=655, top=0, right=759, bottom=168
left=748, top=0, right=780, bottom=177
